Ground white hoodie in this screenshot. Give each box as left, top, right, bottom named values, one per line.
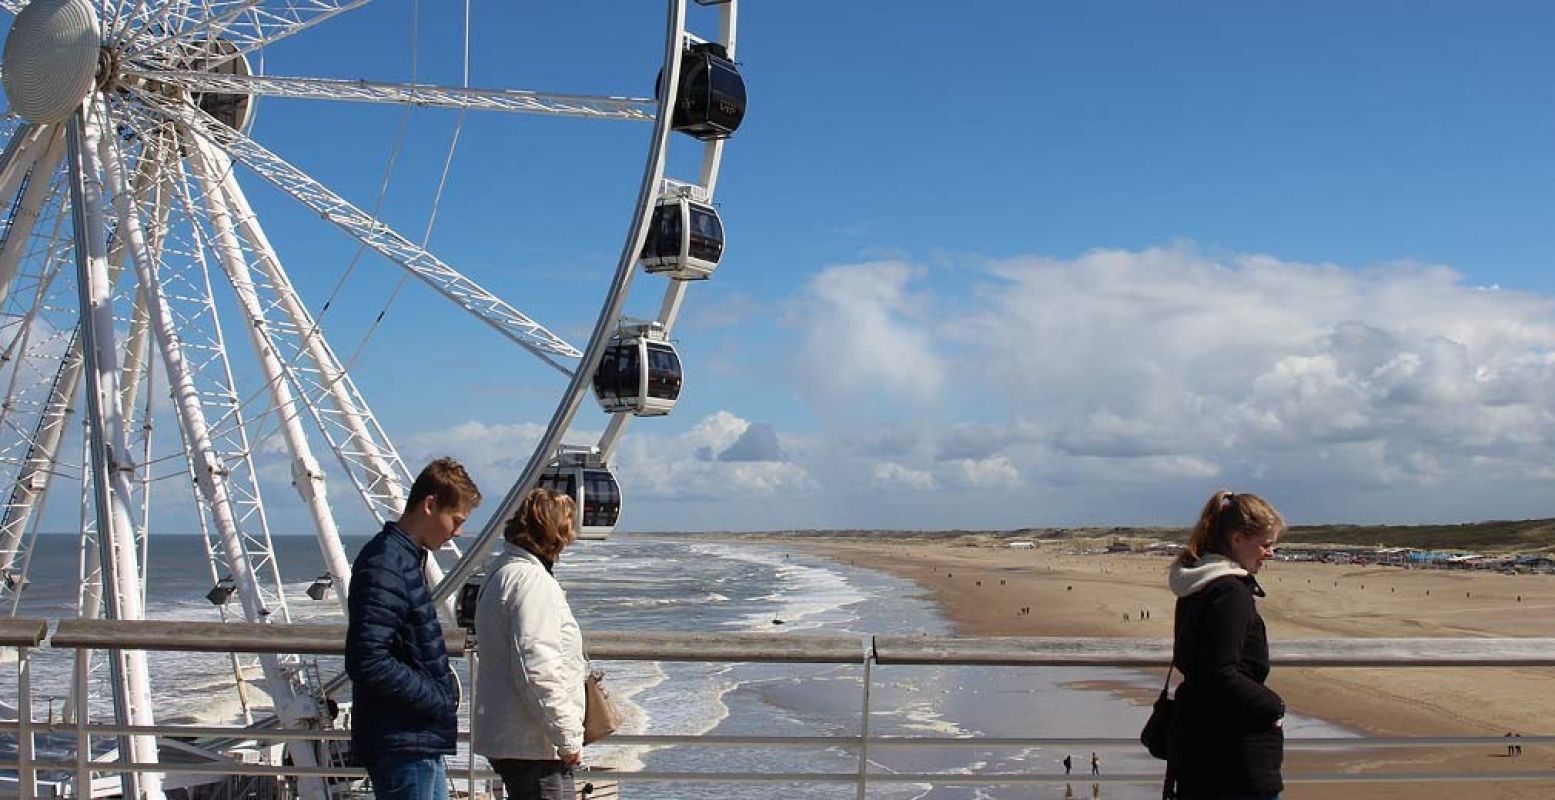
left=1168, top=553, right=1248, bottom=598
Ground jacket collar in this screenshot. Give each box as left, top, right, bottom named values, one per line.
left=504, top=541, right=554, bottom=574
left=384, top=520, right=427, bottom=565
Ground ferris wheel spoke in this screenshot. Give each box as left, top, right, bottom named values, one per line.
left=130, top=90, right=583, bottom=370
left=0, top=0, right=23, bottom=15
left=126, top=0, right=371, bottom=66
left=133, top=70, right=657, bottom=121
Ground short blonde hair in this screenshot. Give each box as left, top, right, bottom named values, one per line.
left=504, top=487, right=576, bottom=561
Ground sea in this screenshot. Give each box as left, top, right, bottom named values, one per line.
left=1, top=533, right=1354, bottom=799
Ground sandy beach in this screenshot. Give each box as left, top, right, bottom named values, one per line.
left=778, top=534, right=1555, bottom=799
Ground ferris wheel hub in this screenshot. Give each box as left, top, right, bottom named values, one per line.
left=1, top=0, right=101, bottom=124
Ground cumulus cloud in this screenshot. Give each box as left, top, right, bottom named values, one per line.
left=717, top=423, right=783, bottom=462
left=782, top=245, right=1555, bottom=525
left=788, top=261, right=948, bottom=416
left=870, top=461, right=936, bottom=491
left=937, top=456, right=1022, bottom=491
left=389, top=246, right=1555, bottom=529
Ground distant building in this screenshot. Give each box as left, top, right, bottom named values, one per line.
left=1105, top=541, right=1132, bottom=554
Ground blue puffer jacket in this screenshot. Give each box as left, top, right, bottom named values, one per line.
left=345, top=522, right=457, bottom=765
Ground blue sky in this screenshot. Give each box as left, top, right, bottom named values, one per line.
left=24, top=1, right=1555, bottom=535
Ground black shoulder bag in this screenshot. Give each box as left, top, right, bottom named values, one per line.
left=1139, top=661, right=1174, bottom=759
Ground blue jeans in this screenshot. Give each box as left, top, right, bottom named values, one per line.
left=368, top=756, right=448, bottom=800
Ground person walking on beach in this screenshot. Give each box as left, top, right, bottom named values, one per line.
left=1165, top=491, right=1286, bottom=800
left=1063, top=754, right=1072, bottom=774
left=474, top=488, right=587, bottom=800
left=347, top=458, right=482, bottom=800
left=1090, top=751, right=1100, bottom=775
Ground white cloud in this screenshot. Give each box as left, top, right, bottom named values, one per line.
left=937, top=456, right=1021, bottom=491
left=388, top=246, right=1555, bottom=529
left=870, top=461, right=936, bottom=491
left=788, top=261, right=948, bottom=416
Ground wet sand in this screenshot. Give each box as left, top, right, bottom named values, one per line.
left=779, top=534, right=1555, bottom=799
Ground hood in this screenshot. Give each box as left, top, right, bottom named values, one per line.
left=1168, top=553, right=1248, bottom=598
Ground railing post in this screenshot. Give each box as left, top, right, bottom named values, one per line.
left=74, top=647, right=90, bottom=800
left=466, top=649, right=478, bottom=800
left=856, top=638, right=873, bottom=800
left=18, top=645, right=34, bottom=800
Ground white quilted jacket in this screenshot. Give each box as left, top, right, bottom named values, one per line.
left=471, top=544, right=586, bottom=759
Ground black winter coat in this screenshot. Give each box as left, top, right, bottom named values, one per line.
left=1167, top=574, right=1285, bottom=798
left=345, top=522, right=458, bottom=765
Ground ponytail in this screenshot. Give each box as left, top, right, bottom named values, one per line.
left=1177, top=490, right=1283, bottom=566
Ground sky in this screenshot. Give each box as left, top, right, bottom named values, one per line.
left=13, top=1, right=1555, bottom=535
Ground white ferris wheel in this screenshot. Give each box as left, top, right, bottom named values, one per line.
left=0, top=0, right=744, bottom=796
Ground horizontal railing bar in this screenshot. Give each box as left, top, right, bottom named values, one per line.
left=49, top=619, right=467, bottom=655
left=5, top=722, right=1547, bottom=751
left=0, top=618, right=46, bottom=646
left=16, top=622, right=1555, bottom=666
left=11, top=759, right=1554, bottom=787
left=582, top=631, right=865, bottom=663
left=872, top=636, right=1555, bottom=667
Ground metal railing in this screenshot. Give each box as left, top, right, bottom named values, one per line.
left=0, top=620, right=1552, bottom=798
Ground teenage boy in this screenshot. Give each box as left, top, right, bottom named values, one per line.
left=346, top=458, right=482, bottom=800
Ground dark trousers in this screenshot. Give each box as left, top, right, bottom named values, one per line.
left=490, top=759, right=574, bottom=800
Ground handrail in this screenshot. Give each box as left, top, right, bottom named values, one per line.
left=873, top=635, right=1555, bottom=667
left=581, top=630, right=864, bottom=662
left=49, top=619, right=468, bottom=655
left=11, top=624, right=1555, bottom=794
left=32, top=622, right=1555, bottom=666
left=0, top=618, right=46, bottom=647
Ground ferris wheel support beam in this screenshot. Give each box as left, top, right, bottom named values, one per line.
left=435, top=0, right=691, bottom=602
left=190, top=135, right=465, bottom=613
left=66, top=104, right=164, bottom=800
left=0, top=128, right=62, bottom=306
left=133, top=70, right=658, bottom=121
left=182, top=132, right=359, bottom=613
left=134, top=95, right=583, bottom=370
left=0, top=123, right=47, bottom=205
left=597, top=0, right=738, bottom=463
left=96, top=107, right=330, bottom=800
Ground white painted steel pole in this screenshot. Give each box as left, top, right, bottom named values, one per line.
left=66, top=105, right=163, bottom=800
left=0, top=128, right=65, bottom=306
left=180, top=135, right=356, bottom=612
left=98, top=114, right=331, bottom=800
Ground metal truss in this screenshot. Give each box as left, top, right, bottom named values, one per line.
left=115, top=1, right=371, bottom=67
left=96, top=100, right=329, bottom=796
left=133, top=92, right=583, bottom=371
left=134, top=70, right=657, bottom=121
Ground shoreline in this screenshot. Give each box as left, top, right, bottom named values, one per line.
left=761, top=534, right=1555, bottom=800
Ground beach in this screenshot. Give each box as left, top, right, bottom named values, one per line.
left=781, top=534, right=1555, bottom=799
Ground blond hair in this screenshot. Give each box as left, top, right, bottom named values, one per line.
left=504, top=487, right=577, bottom=561
left=1177, top=490, right=1284, bottom=566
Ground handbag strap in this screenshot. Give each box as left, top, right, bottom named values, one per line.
left=1157, top=662, right=1174, bottom=697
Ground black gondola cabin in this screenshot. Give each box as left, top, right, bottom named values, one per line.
left=668, top=41, right=745, bottom=140
left=538, top=448, right=620, bottom=540
left=593, top=323, right=682, bottom=416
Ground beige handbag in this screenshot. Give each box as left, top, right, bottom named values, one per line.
left=582, top=668, right=620, bottom=744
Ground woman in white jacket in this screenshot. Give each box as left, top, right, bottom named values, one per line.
left=473, top=488, right=585, bottom=800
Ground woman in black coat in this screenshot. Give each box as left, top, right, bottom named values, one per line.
left=1166, top=491, right=1286, bottom=800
